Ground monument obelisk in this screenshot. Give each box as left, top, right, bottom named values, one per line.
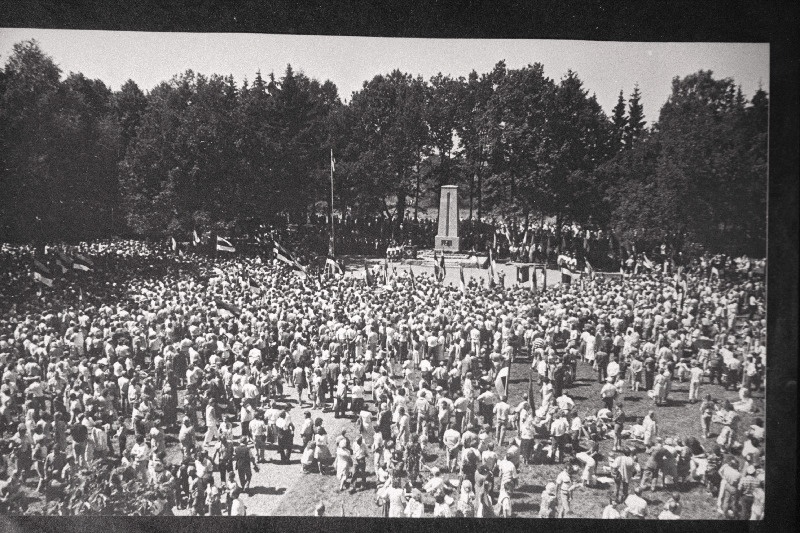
left=435, top=185, right=459, bottom=252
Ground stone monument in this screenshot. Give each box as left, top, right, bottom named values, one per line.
left=435, top=185, right=459, bottom=252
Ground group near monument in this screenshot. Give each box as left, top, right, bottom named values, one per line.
left=0, top=34, right=769, bottom=519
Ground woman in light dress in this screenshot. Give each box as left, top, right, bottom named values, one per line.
left=357, top=409, right=375, bottom=448
left=335, top=439, right=353, bottom=491
left=313, top=427, right=332, bottom=473
left=643, top=410, right=658, bottom=447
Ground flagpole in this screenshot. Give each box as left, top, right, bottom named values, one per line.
left=330, top=149, right=336, bottom=257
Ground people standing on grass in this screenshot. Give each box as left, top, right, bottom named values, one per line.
left=0, top=240, right=765, bottom=518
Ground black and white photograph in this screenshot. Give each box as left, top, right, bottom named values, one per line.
left=0, top=5, right=795, bottom=525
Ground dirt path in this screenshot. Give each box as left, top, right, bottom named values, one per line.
left=172, top=379, right=375, bottom=516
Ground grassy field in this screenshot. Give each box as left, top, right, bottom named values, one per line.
left=270, top=356, right=764, bottom=518
left=15, top=353, right=763, bottom=517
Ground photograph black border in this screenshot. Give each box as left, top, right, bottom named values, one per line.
left=0, top=1, right=796, bottom=532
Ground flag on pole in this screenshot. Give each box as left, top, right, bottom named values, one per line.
left=459, top=265, right=466, bottom=293
left=216, top=236, right=236, bottom=253
left=325, top=256, right=344, bottom=276
left=488, top=249, right=496, bottom=288
left=331, top=149, right=335, bottom=172
left=192, top=230, right=200, bottom=246
left=642, top=253, right=654, bottom=270
left=273, top=241, right=304, bottom=272
left=171, top=237, right=178, bottom=252
left=247, top=277, right=260, bottom=293
left=215, top=298, right=241, bottom=316
left=55, top=250, right=72, bottom=274
left=494, top=365, right=509, bottom=399
left=73, top=253, right=94, bottom=271
left=527, top=367, right=537, bottom=411
left=33, top=260, right=54, bottom=287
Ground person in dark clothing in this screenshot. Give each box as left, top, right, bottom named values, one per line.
left=707, top=353, right=723, bottom=385
left=213, top=437, right=234, bottom=481
left=643, top=355, right=656, bottom=391
left=553, top=363, right=565, bottom=398
left=71, top=420, right=89, bottom=467
left=233, top=437, right=258, bottom=494
left=378, top=404, right=393, bottom=442
left=277, top=413, right=295, bottom=463
left=595, top=350, right=609, bottom=383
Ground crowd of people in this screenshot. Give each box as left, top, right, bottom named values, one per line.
left=0, top=238, right=765, bottom=518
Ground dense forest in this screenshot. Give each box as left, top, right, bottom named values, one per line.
left=0, top=40, right=767, bottom=255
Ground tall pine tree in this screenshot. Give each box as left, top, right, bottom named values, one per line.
left=624, top=84, right=646, bottom=148
left=610, top=89, right=627, bottom=153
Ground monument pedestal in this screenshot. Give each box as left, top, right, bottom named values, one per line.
left=435, top=236, right=460, bottom=252
left=435, top=184, right=460, bottom=253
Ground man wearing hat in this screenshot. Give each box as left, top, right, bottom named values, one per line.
left=233, top=436, right=258, bottom=495
left=737, top=464, right=759, bottom=519
left=718, top=457, right=741, bottom=517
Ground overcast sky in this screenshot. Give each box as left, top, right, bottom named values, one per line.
left=0, top=29, right=769, bottom=124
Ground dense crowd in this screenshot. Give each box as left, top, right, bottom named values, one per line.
left=0, top=239, right=765, bottom=518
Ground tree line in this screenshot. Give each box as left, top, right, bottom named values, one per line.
left=0, top=40, right=767, bottom=255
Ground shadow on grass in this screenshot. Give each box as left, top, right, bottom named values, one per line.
left=249, top=486, right=287, bottom=496
left=664, top=399, right=690, bottom=407
left=513, top=501, right=540, bottom=513
left=515, top=483, right=546, bottom=494
left=270, top=458, right=302, bottom=465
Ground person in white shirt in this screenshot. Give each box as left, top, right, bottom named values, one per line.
left=423, top=466, right=445, bottom=495
left=541, top=377, right=554, bottom=407
left=497, top=453, right=518, bottom=495
left=688, top=360, right=704, bottom=403
left=555, top=463, right=577, bottom=517
left=601, top=497, right=621, bottom=519
left=493, top=397, right=511, bottom=445
left=556, top=393, right=575, bottom=414
left=249, top=413, right=267, bottom=462
left=658, top=501, right=680, bottom=519
left=606, top=356, right=620, bottom=382
left=549, top=412, right=570, bottom=463
left=481, top=441, right=498, bottom=473
left=477, top=388, right=498, bottom=427
left=404, top=490, right=425, bottom=517
left=600, top=377, right=618, bottom=411
left=229, top=488, right=247, bottom=515
left=204, top=400, right=219, bottom=446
